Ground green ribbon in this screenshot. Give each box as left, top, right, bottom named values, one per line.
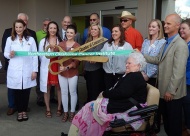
left=15, top=50, right=134, bottom=56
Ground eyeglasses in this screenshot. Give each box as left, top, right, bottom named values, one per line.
left=90, top=19, right=97, bottom=21
left=120, top=19, right=129, bottom=23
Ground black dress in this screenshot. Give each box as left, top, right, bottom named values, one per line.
left=102, top=72, right=147, bottom=114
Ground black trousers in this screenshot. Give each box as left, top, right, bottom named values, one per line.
left=159, top=98, right=183, bottom=136
left=14, top=88, right=31, bottom=113
left=104, top=72, right=123, bottom=90
left=84, top=68, right=105, bottom=102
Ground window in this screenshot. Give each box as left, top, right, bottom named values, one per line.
left=175, top=0, right=190, bottom=19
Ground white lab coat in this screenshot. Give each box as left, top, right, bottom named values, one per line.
left=4, top=36, right=38, bottom=89
left=39, top=38, right=59, bottom=93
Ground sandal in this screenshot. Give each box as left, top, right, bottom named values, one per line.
left=22, top=112, right=29, bottom=121
left=17, top=113, right=23, bottom=122
left=45, top=111, right=52, bottom=118
left=56, top=110, right=62, bottom=117
left=62, top=112, right=68, bottom=122
left=69, top=112, right=75, bottom=122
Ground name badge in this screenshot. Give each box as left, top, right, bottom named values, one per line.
left=151, top=44, right=156, bottom=48
left=118, top=47, right=124, bottom=50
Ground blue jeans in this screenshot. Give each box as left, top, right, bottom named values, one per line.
left=183, top=85, right=190, bottom=129
left=7, top=88, right=15, bottom=109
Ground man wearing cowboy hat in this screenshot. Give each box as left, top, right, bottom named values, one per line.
left=120, top=11, right=143, bottom=51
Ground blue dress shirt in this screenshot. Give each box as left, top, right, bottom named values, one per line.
left=162, top=34, right=178, bottom=55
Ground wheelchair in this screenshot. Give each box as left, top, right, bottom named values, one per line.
left=68, top=84, right=160, bottom=136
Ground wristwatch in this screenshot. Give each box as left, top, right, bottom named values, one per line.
left=66, top=66, right=70, bottom=70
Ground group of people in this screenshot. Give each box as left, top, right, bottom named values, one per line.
left=69, top=12, right=190, bottom=136
left=1, top=10, right=190, bottom=136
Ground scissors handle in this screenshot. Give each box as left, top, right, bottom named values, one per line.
left=45, top=44, right=64, bottom=59
left=48, top=59, right=63, bottom=75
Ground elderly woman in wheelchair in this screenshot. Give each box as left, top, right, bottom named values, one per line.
left=68, top=52, right=159, bottom=136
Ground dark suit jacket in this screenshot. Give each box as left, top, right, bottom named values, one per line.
left=1, top=28, right=38, bottom=70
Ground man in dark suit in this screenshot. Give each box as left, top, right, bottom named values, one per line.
left=1, top=13, right=37, bottom=115
left=59, top=16, right=82, bottom=44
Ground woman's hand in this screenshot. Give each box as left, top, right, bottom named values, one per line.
left=9, top=51, right=15, bottom=58
left=31, top=72, right=37, bottom=80
left=141, top=71, right=149, bottom=81
left=134, top=48, right=140, bottom=52
left=59, top=66, right=66, bottom=72
left=50, top=45, right=56, bottom=51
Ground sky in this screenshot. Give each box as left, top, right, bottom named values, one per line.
left=175, top=0, right=190, bottom=18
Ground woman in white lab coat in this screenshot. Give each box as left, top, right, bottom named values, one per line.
left=4, top=19, right=38, bottom=122
left=39, top=21, right=62, bottom=118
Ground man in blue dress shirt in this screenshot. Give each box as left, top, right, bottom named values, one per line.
left=82, top=13, right=111, bottom=43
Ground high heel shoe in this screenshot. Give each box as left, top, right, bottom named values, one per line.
left=56, top=110, right=62, bottom=117
left=69, top=112, right=75, bottom=122
left=62, top=112, right=68, bottom=122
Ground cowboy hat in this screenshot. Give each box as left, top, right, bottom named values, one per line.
left=119, top=11, right=136, bottom=21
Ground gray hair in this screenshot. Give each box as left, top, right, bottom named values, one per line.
left=43, top=18, right=51, bottom=22
left=128, top=52, right=147, bottom=71
left=17, top=13, right=29, bottom=20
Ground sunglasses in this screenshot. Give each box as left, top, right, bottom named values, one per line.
left=90, top=19, right=96, bottom=21
left=120, top=19, right=129, bottom=23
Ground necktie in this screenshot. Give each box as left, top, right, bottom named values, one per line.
left=64, top=32, right=67, bottom=40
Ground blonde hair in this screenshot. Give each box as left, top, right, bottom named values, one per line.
left=85, top=24, right=103, bottom=43
left=148, top=19, right=164, bottom=40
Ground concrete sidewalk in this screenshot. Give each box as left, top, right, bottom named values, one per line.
left=0, top=77, right=88, bottom=136
left=0, top=76, right=166, bottom=136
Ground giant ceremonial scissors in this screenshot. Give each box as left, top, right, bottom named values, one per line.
left=45, top=37, right=108, bottom=75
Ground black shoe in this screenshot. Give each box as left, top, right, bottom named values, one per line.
left=61, top=132, right=68, bottom=136
left=50, top=98, right=58, bottom=104
left=7, top=108, right=17, bottom=116
left=37, top=101, right=45, bottom=107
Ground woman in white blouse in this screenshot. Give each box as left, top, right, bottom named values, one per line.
left=4, top=19, right=38, bottom=122
left=101, top=24, right=133, bottom=90
left=141, top=19, right=166, bottom=86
